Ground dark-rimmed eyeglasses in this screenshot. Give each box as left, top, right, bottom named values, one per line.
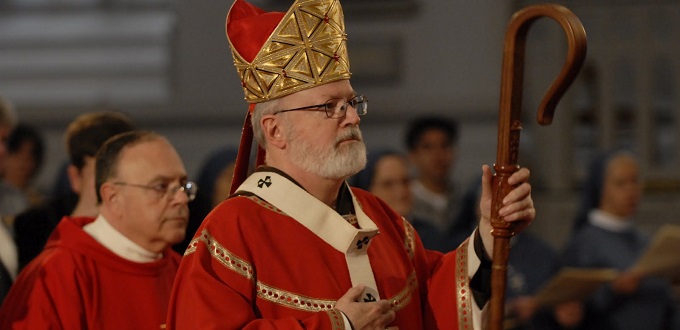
left=113, top=181, right=198, bottom=201
left=273, top=95, right=368, bottom=119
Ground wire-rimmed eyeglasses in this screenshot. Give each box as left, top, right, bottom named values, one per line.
left=113, top=181, right=198, bottom=201
left=273, top=95, right=368, bottom=119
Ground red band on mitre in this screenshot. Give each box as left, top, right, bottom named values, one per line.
left=226, top=0, right=285, bottom=63
left=231, top=104, right=255, bottom=194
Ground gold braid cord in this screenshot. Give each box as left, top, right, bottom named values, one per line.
left=228, top=0, right=352, bottom=103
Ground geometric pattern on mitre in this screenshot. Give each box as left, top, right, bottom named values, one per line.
left=229, top=0, right=352, bottom=103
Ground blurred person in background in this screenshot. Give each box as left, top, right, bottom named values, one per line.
left=351, top=150, right=451, bottom=251
left=13, top=111, right=136, bottom=271
left=505, top=232, right=585, bottom=330
left=406, top=116, right=476, bottom=248
left=0, top=124, right=45, bottom=222
left=562, top=149, right=678, bottom=329
left=0, top=94, right=17, bottom=305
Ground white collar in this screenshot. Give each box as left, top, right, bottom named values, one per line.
left=588, top=209, right=633, bottom=233
left=410, top=179, right=447, bottom=211
left=83, top=214, right=162, bottom=263
left=0, top=221, right=17, bottom=280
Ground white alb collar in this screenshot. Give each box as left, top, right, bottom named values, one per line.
left=83, top=214, right=162, bottom=263
left=410, top=180, right=448, bottom=212
left=588, top=209, right=633, bottom=233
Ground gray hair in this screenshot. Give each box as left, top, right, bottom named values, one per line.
left=251, top=98, right=281, bottom=148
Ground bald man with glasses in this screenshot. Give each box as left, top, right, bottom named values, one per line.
left=0, top=130, right=195, bottom=329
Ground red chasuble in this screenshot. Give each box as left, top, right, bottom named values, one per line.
left=0, top=216, right=181, bottom=329
left=167, top=170, right=483, bottom=329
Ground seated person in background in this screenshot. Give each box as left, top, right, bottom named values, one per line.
left=174, top=147, right=237, bottom=254
left=351, top=150, right=451, bottom=251
left=0, top=131, right=194, bottom=329
left=13, top=111, right=136, bottom=271
left=406, top=116, right=475, bottom=248
left=562, top=149, right=677, bottom=329
left=0, top=124, right=45, bottom=221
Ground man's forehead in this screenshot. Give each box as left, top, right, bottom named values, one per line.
left=118, top=160, right=187, bottom=184
left=119, top=140, right=182, bottom=171
left=418, top=129, right=452, bottom=142
left=287, top=80, right=353, bottom=100
left=121, top=139, right=161, bottom=155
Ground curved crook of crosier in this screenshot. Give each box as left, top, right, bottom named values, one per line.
left=489, top=5, right=587, bottom=330
left=492, top=4, right=587, bottom=235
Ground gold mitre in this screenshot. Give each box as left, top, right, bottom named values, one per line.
left=226, top=0, right=352, bottom=104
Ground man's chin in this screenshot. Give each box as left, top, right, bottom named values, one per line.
left=167, top=231, right=187, bottom=246
left=165, top=217, right=189, bottom=230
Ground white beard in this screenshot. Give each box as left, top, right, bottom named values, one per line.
left=286, top=125, right=367, bottom=180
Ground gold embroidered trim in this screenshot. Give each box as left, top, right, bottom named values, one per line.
left=185, top=229, right=255, bottom=281
left=184, top=195, right=285, bottom=257
left=257, top=281, right=337, bottom=312
left=326, top=309, right=345, bottom=330
left=245, top=195, right=288, bottom=216
left=387, top=271, right=418, bottom=311
left=184, top=236, right=199, bottom=256
left=183, top=215, right=418, bottom=318
left=256, top=271, right=418, bottom=314
left=402, top=217, right=416, bottom=259
left=455, top=239, right=474, bottom=329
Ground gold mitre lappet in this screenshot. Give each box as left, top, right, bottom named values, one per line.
left=226, top=0, right=352, bottom=103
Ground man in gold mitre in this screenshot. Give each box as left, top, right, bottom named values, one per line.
left=166, top=0, right=536, bottom=328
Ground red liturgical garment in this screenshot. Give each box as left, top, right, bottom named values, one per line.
left=0, top=216, right=181, bottom=329
left=167, top=169, right=484, bottom=329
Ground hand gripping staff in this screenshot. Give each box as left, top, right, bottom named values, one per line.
left=488, top=4, right=586, bottom=330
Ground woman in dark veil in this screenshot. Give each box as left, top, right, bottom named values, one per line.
left=562, top=149, right=677, bottom=330
left=571, top=150, right=615, bottom=235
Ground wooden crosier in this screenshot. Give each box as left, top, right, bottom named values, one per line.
left=488, top=4, right=587, bottom=330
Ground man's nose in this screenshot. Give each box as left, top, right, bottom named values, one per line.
left=341, top=105, right=361, bottom=126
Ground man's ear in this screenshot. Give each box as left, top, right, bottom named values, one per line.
left=261, top=115, right=287, bottom=149
left=99, top=182, right=119, bottom=209
left=67, top=164, right=82, bottom=194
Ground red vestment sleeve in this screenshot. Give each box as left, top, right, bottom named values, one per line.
left=424, top=237, right=479, bottom=330
left=389, top=216, right=472, bottom=330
